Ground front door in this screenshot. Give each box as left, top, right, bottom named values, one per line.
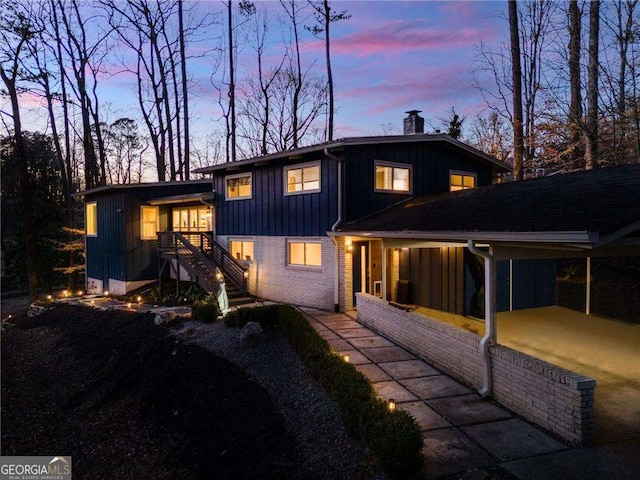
left=352, top=241, right=370, bottom=305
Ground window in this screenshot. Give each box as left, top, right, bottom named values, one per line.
left=172, top=207, right=212, bottom=232
left=229, top=240, right=254, bottom=261
left=285, top=162, right=321, bottom=195
left=375, top=161, right=412, bottom=193
left=226, top=173, right=252, bottom=200
left=86, top=202, right=97, bottom=236
left=450, top=171, right=477, bottom=191
left=288, top=241, right=322, bottom=267
left=140, top=206, right=159, bottom=240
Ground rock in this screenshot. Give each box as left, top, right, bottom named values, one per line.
left=239, top=321, right=264, bottom=346
left=175, top=327, right=196, bottom=342
left=27, top=304, right=50, bottom=317
left=154, top=310, right=177, bottom=325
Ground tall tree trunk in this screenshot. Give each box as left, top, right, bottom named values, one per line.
left=585, top=0, right=600, bottom=170
left=509, top=0, right=524, bottom=180
left=568, top=0, right=583, bottom=168
left=179, top=0, right=190, bottom=179
left=228, top=1, right=237, bottom=162
left=323, top=0, right=334, bottom=141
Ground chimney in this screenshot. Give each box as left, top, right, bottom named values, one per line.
left=403, top=110, right=424, bottom=135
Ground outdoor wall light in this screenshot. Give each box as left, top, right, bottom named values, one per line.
left=243, top=271, right=249, bottom=278
left=343, top=354, right=350, bottom=363
left=387, top=399, right=396, bottom=412
left=346, top=244, right=354, bottom=253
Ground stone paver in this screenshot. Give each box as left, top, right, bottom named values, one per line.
left=401, top=376, right=472, bottom=399
left=354, top=363, right=391, bottom=383
left=319, top=319, right=362, bottom=330
left=347, top=336, right=395, bottom=349
left=373, top=380, right=418, bottom=402
left=336, top=327, right=376, bottom=339
left=400, top=401, right=451, bottom=431
left=463, top=418, right=566, bottom=462
left=360, top=346, right=414, bottom=363
left=326, top=338, right=352, bottom=352
left=308, top=320, right=328, bottom=332
left=340, top=350, right=370, bottom=365
left=427, top=394, right=512, bottom=426
left=420, top=428, right=494, bottom=478
left=318, top=330, right=339, bottom=340
left=379, top=359, right=440, bottom=379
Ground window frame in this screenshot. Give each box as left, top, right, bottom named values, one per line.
left=140, top=205, right=160, bottom=240
left=449, top=170, right=477, bottom=192
left=86, top=202, right=98, bottom=237
left=225, top=172, right=253, bottom=201
left=228, top=238, right=255, bottom=262
left=286, top=239, right=323, bottom=268
left=374, top=160, right=413, bottom=194
left=283, top=160, right=322, bottom=196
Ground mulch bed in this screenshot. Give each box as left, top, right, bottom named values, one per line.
left=1, top=305, right=296, bottom=479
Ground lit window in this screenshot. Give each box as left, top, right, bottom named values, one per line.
left=375, top=161, right=412, bottom=193
left=141, top=206, right=159, bottom=240
left=86, top=202, right=97, bottom=236
left=229, top=240, right=254, bottom=261
left=288, top=241, right=322, bottom=267
left=450, top=171, right=477, bottom=191
left=226, top=173, right=252, bottom=200
left=172, top=207, right=212, bottom=232
left=285, top=162, right=321, bottom=195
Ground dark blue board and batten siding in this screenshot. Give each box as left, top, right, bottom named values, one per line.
left=343, top=143, right=494, bottom=223
left=85, top=181, right=212, bottom=287
left=214, top=157, right=338, bottom=237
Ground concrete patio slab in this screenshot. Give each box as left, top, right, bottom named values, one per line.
left=326, top=338, right=353, bottom=352
left=309, top=321, right=328, bottom=332
left=340, top=350, right=370, bottom=365
left=463, top=418, right=566, bottom=462
left=347, top=336, right=395, bottom=349
left=335, top=327, right=376, bottom=339
left=400, top=401, right=451, bottom=431
left=401, top=376, right=472, bottom=400
left=373, top=380, right=418, bottom=402
left=319, top=319, right=362, bottom=330
left=420, top=428, right=494, bottom=478
left=502, top=439, right=640, bottom=480
left=360, top=346, right=415, bottom=363
left=427, top=394, right=512, bottom=426
left=378, top=359, right=440, bottom=379
left=354, top=363, right=391, bottom=383
left=318, top=330, right=339, bottom=340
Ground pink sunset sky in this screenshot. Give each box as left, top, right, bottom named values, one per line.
left=11, top=1, right=508, bottom=145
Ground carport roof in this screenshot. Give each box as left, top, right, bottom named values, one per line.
left=334, top=164, right=640, bottom=247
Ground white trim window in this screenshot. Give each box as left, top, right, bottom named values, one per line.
left=86, top=202, right=98, bottom=236
left=284, top=161, right=321, bottom=195
left=229, top=239, right=254, bottom=261
left=226, top=172, right=252, bottom=200
left=450, top=170, right=477, bottom=191
left=140, top=206, right=159, bottom=240
left=287, top=240, right=322, bottom=267
left=374, top=161, right=412, bottom=193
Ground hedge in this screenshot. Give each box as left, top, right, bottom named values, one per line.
left=225, top=305, right=424, bottom=479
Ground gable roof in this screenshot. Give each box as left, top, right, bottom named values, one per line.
left=192, top=134, right=511, bottom=174
left=334, top=165, right=640, bottom=247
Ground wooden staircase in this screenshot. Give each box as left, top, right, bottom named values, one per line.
left=157, top=232, right=254, bottom=307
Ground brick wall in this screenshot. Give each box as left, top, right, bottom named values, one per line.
left=218, top=235, right=336, bottom=310
left=356, top=293, right=596, bottom=445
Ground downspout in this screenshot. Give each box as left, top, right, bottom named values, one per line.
left=468, top=240, right=496, bottom=398
left=327, top=148, right=342, bottom=312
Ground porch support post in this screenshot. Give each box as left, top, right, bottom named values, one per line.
left=586, top=256, right=591, bottom=316
left=468, top=240, right=496, bottom=398
left=381, top=240, right=387, bottom=301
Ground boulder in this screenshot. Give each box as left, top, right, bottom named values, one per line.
left=154, top=310, right=177, bottom=325
left=239, top=321, right=264, bottom=345
left=27, top=304, right=50, bottom=318
left=175, top=326, right=197, bottom=342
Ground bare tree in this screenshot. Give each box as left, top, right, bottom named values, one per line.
left=584, top=0, right=600, bottom=169
left=307, top=0, right=350, bottom=142
left=567, top=0, right=583, bottom=167
left=509, top=0, right=524, bottom=180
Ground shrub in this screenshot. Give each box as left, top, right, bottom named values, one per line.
left=192, top=295, right=221, bottom=323
left=224, top=304, right=424, bottom=479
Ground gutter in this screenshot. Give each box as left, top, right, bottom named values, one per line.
left=468, top=240, right=496, bottom=398
left=326, top=148, right=343, bottom=312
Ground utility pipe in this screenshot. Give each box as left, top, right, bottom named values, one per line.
left=468, top=240, right=497, bottom=398
left=327, top=148, right=343, bottom=312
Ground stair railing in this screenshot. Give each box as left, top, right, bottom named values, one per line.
left=198, top=232, right=248, bottom=295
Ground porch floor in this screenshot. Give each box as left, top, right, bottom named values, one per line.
left=414, top=305, right=640, bottom=445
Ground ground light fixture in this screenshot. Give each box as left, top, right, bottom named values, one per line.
left=343, top=353, right=350, bottom=363
left=137, top=296, right=142, bottom=303
left=127, top=302, right=132, bottom=310
left=104, top=291, right=109, bottom=296
left=387, top=399, right=396, bottom=412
